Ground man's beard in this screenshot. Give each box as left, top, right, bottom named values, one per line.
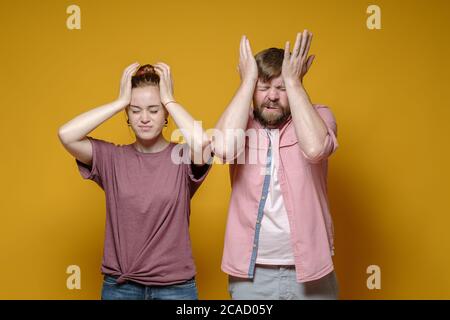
left=253, top=101, right=291, bottom=128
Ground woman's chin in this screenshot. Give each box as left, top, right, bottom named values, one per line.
left=135, top=131, right=160, bottom=141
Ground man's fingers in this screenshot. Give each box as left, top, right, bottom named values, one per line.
left=246, top=38, right=253, bottom=57
left=292, top=33, right=302, bottom=58
left=303, top=32, right=313, bottom=60
left=243, top=35, right=248, bottom=59
left=306, top=55, right=315, bottom=72
left=284, top=41, right=290, bottom=62
left=240, top=35, right=246, bottom=60
left=299, top=29, right=308, bottom=59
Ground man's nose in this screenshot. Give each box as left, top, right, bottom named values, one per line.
left=268, top=88, right=279, bottom=101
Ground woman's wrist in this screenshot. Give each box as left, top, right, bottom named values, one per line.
left=162, top=99, right=177, bottom=107
left=115, top=98, right=130, bottom=109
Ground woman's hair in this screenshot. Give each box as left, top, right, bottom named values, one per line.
left=255, top=48, right=285, bottom=83
left=131, top=64, right=160, bottom=88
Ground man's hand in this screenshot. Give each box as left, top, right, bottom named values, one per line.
left=154, top=62, right=175, bottom=106
left=238, top=35, right=258, bottom=84
left=282, top=30, right=315, bottom=86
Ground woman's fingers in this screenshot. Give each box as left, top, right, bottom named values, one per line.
left=154, top=64, right=173, bottom=92
left=156, top=62, right=171, bottom=70
left=154, top=62, right=171, bottom=75
left=125, top=62, right=139, bottom=76
left=154, top=64, right=170, bottom=79
left=123, top=63, right=139, bottom=83
left=122, top=64, right=136, bottom=84
left=126, top=62, right=139, bottom=71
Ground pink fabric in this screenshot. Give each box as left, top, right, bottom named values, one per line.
left=221, top=104, right=339, bottom=283
left=76, top=140, right=210, bottom=286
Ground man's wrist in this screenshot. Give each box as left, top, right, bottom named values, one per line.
left=241, top=77, right=258, bottom=88
left=283, top=76, right=302, bottom=87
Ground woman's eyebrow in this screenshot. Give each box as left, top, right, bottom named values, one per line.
left=129, top=104, right=160, bottom=109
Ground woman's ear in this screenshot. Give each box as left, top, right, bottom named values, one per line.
left=124, top=108, right=130, bottom=124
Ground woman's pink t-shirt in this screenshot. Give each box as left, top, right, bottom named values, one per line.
left=76, top=137, right=210, bottom=286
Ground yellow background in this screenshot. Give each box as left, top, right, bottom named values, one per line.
left=1, top=0, right=449, bottom=299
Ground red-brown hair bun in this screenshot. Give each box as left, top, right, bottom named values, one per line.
left=132, top=64, right=160, bottom=88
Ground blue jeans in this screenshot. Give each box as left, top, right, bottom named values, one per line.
left=101, top=275, right=198, bottom=300
left=229, top=265, right=339, bottom=300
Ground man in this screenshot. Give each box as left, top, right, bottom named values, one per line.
left=213, top=30, right=339, bottom=300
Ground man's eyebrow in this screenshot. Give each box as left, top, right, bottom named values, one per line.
left=129, top=104, right=160, bottom=109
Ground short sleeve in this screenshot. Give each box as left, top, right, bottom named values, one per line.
left=303, top=105, right=339, bottom=163
left=187, top=163, right=211, bottom=196
left=75, top=136, right=115, bottom=189
left=178, top=143, right=212, bottom=197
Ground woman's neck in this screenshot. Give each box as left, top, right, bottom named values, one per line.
left=133, top=135, right=169, bottom=153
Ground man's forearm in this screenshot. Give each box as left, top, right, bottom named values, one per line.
left=285, top=80, right=328, bottom=159
left=213, top=79, right=256, bottom=158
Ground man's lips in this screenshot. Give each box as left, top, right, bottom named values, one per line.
left=264, top=105, right=280, bottom=110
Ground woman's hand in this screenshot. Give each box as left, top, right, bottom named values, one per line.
left=238, top=35, right=258, bottom=84
left=154, top=62, right=175, bottom=106
left=117, top=62, right=140, bottom=107
left=282, top=30, right=315, bottom=86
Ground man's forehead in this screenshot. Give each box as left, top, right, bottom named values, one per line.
left=257, top=76, right=284, bottom=86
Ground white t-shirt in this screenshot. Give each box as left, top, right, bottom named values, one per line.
left=256, top=129, right=295, bottom=265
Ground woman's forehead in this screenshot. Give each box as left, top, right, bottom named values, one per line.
left=131, top=86, right=160, bottom=106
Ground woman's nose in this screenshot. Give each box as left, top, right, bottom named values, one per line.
left=140, top=111, right=150, bottom=123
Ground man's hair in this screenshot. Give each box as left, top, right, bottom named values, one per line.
left=255, top=48, right=285, bottom=82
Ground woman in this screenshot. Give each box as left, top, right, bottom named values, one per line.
left=58, top=62, right=212, bottom=300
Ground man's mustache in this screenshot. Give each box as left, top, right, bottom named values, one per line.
left=261, top=101, right=281, bottom=108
